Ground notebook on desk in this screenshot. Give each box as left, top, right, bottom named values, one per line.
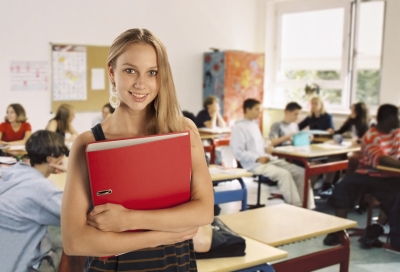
left=86, top=131, right=192, bottom=213
left=198, top=127, right=231, bottom=134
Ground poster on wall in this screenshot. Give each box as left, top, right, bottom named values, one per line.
left=10, top=61, right=49, bottom=91
left=52, top=45, right=87, bottom=101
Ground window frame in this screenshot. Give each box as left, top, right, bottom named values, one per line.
left=264, top=0, right=385, bottom=114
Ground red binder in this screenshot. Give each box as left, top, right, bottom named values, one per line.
left=86, top=131, right=192, bottom=212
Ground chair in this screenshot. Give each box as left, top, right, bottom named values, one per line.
left=236, top=160, right=282, bottom=209
left=345, top=151, right=380, bottom=236
left=58, top=252, right=86, bottom=272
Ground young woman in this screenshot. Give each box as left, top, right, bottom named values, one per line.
left=0, top=103, right=32, bottom=145
left=335, top=102, right=369, bottom=140
left=61, top=29, right=213, bottom=271
left=298, top=96, right=334, bottom=134
left=46, top=104, right=78, bottom=143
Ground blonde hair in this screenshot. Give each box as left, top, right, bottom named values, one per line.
left=107, top=28, right=183, bottom=135
left=309, top=96, right=326, bottom=117
left=5, top=103, right=27, bottom=123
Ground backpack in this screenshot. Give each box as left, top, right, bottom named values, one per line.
left=195, top=218, right=246, bottom=259
left=388, top=193, right=400, bottom=250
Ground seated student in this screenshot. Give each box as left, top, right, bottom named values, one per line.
left=269, top=102, right=302, bottom=147
left=196, top=95, right=226, bottom=128
left=91, top=103, right=115, bottom=126
left=298, top=96, right=334, bottom=134
left=230, top=99, right=315, bottom=209
left=46, top=104, right=78, bottom=143
left=0, top=130, right=68, bottom=272
left=324, top=104, right=400, bottom=247
left=335, top=102, right=369, bottom=141
left=0, top=103, right=32, bottom=145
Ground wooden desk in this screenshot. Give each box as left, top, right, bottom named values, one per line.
left=210, top=166, right=253, bottom=211
left=197, top=236, right=287, bottom=272
left=273, top=142, right=360, bottom=208
left=376, top=165, right=400, bottom=174
left=219, top=204, right=357, bottom=272
left=49, top=172, right=67, bottom=190
left=201, top=132, right=230, bottom=164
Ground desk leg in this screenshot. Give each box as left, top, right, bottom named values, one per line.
left=247, top=175, right=266, bottom=210
left=209, top=139, right=216, bottom=164
left=234, top=263, right=274, bottom=272
left=299, top=158, right=310, bottom=209
left=272, top=230, right=350, bottom=272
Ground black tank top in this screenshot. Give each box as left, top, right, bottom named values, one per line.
left=84, top=123, right=197, bottom=272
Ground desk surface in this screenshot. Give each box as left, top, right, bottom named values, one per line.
left=273, top=141, right=360, bottom=159
left=376, top=165, right=400, bottom=173
left=196, top=236, right=287, bottom=272
left=209, top=165, right=253, bottom=181
left=218, top=204, right=357, bottom=247
left=200, top=132, right=230, bottom=140
left=48, top=173, right=67, bottom=190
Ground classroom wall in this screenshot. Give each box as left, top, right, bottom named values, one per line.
left=0, top=0, right=263, bottom=133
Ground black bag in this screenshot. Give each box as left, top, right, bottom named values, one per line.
left=388, top=193, right=400, bottom=250
left=195, top=218, right=246, bottom=259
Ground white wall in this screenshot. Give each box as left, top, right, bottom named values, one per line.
left=379, top=0, right=400, bottom=105
left=0, top=0, right=261, bottom=133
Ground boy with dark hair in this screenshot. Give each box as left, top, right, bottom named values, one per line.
left=0, top=130, right=68, bottom=272
left=269, top=102, right=302, bottom=147
left=230, top=99, right=315, bottom=209
left=324, top=104, right=400, bottom=247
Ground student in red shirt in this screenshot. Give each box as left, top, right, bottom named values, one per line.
left=0, top=103, right=32, bottom=145
left=324, top=104, right=400, bottom=247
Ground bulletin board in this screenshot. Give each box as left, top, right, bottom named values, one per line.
left=51, top=44, right=110, bottom=113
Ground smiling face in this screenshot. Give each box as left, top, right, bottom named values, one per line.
left=6, top=106, right=17, bottom=123
left=109, top=43, right=159, bottom=112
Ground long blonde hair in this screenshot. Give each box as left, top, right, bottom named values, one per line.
left=309, top=96, right=326, bottom=117
left=53, top=104, right=73, bottom=133
left=107, top=28, right=183, bottom=135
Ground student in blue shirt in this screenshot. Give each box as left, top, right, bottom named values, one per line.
left=298, top=96, right=334, bottom=134
left=0, top=130, right=68, bottom=272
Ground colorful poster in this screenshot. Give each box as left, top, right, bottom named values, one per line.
left=203, top=52, right=226, bottom=113
left=10, top=61, right=49, bottom=91
left=52, top=45, right=87, bottom=101
left=224, top=51, right=264, bottom=122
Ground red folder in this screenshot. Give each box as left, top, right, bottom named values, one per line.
left=86, top=131, right=191, bottom=212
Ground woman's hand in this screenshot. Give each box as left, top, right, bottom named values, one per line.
left=327, top=128, right=334, bottom=134
left=86, top=203, right=131, bottom=232
left=153, top=228, right=199, bottom=245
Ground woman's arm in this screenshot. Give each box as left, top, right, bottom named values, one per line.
left=86, top=119, right=214, bottom=233
left=298, top=116, right=309, bottom=130
left=61, top=132, right=199, bottom=256
left=46, top=119, right=58, bottom=132
left=66, top=124, right=79, bottom=142
left=335, top=118, right=352, bottom=135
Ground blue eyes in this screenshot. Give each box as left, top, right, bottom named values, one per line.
left=124, top=69, right=157, bottom=76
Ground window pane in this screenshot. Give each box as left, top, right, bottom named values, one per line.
left=279, top=86, right=342, bottom=106
left=355, top=1, right=384, bottom=105
left=279, top=8, right=344, bottom=80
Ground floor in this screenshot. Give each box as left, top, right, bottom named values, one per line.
left=214, top=177, right=400, bottom=272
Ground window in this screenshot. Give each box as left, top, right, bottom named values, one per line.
left=265, top=0, right=385, bottom=111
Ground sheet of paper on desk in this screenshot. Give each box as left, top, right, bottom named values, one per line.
left=198, top=127, right=231, bottom=134
left=209, top=167, right=248, bottom=175
left=274, top=146, right=311, bottom=153
left=317, top=141, right=353, bottom=149
left=7, top=145, right=26, bottom=151
left=0, top=156, right=17, bottom=164
left=308, top=130, right=331, bottom=135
